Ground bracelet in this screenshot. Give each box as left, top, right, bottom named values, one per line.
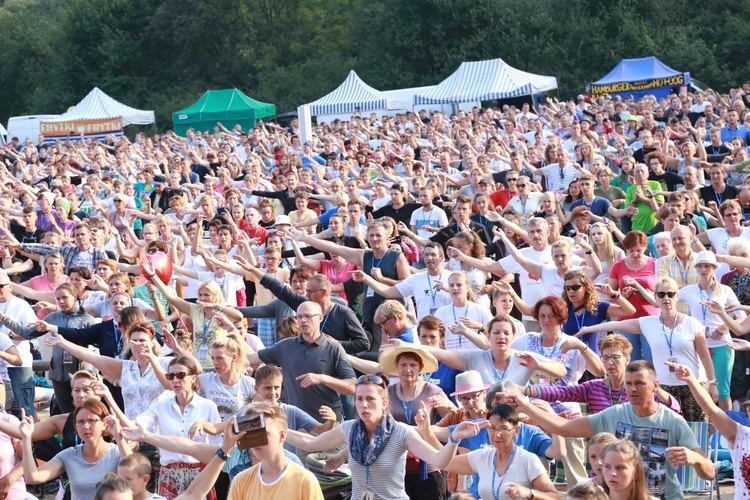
left=581, top=345, right=589, bottom=353
left=448, top=434, right=461, bottom=446
left=585, top=250, right=593, bottom=255
left=707, top=379, right=717, bottom=385
left=148, top=274, right=156, bottom=278
left=610, top=291, right=621, bottom=299
left=215, top=448, right=230, bottom=461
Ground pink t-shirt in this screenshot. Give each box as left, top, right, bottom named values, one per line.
left=608, top=257, right=658, bottom=320
left=0, top=414, right=25, bottom=499
left=29, top=275, right=70, bottom=319
left=319, top=260, right=356, bottom=303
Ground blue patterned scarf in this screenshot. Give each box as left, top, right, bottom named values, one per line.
left=350, top=413, right=396, bottom=467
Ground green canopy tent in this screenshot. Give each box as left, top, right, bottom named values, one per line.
left=172, top=89, right=276, bottom=136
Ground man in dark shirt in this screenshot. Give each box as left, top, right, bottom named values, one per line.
left=646, top=152, right=682, bottom=193
left=399, top=194, right=490, bottom=248
left=632, top=129, right=659, bottom=164
left=700, top=164, right=738, bottom=209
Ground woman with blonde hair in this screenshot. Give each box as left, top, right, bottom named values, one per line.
left=196, top=332, right=254, bottom=422
left=601, top=440, right=650, bottom=500
left=578, top=276, right=718, bottom=421
left=579, top=222, right=625, bottom=286
left=374, top=300, right=418, bottom=343
left=584, top=432, right=617, bottom=487
left=433, top=272, right=493, bottom=350
left=146, top=253, right=242, bottom=370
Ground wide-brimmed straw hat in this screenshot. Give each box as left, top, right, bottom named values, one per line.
left=379, top=345, right=438, bottom=377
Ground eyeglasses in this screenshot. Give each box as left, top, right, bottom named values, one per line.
left=565, top=284, right=584, bottom=292
left=457, top=391, right=484, bottom=404
left=506, top=178, right=518, bottom=182
left=656, top=291, right=677, bottom=299
left=297, top=313, right=322, bottom=321
left=114, top=199, right=124, bottom=203
left=723, top=212, right=741, bottom=218
left=75, top=418, right=102, bottom=428
left=165, top=371, right=191, bottom=381
left=356, top=374, right=385, bottom=386
left=305, top=289, right=324, bottom=297
left=0, top=283, right=10, bottom=289
left=601, top=354, right=623, bottom=363
left=487, top=425, right=515, bottom=434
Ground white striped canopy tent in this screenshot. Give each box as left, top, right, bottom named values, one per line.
left=414, top=58, right=558, bottom=105
left=308, top=71, right=392, bottom=116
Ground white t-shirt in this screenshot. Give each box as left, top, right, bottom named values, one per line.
left=195, top=272, right=245, bottom=307
left=197, top=372, right=256, bottom=422
left=435, top=302, right=493, bottom=350
left=182, top=249, right=209, bottom=299
left=678, top=284, right=743, bottom=348
left=0, top=335, right=14, bottom=381
left=706, top=227, right=750, bottom=280
left=0, top=296, right=37, bottom=368
left=395, top=269, right=453, bottom=320
left=467, top=445, right=547, bottom=500
left=731, top=423, right=750, bottom=499
left=639, top=315, right=708, bottom=385
left=458, top=348, right=550, bottom=386
left=410, top=206, right=449, bottom=240
left=541, top=264, right=583, bottom=298
left=499, top=247, right=552, bottom=322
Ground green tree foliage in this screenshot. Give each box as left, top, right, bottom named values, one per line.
left=0, top=0, right=747, bottom=130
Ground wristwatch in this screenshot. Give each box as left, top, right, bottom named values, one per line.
left=528, top=490, right=535, bottom=499
left=707, top=379, right=717, bottom=385
left=610, top=291, right=621, bottom=299
left=215, top=448, right=230, bottom=461
left=478, top=326, right=486, bottom=334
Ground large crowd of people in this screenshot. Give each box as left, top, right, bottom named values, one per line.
left=1, top=86, right=750, bottom=499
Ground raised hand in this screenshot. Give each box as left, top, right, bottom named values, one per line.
left=121, top=422, right=147, bottom=442
left=560, top=335, right=586, bottom=354
left=664, top=361, right=695, bottom=383
left=319, top=405, right=336, bottom=422
left=516, top=351, right=540, bottom=370
left=348, top=270, right=367, bottom=282
left=451, top=419, right=490, bottom=440
left=189, top=421, right=206, bottom=439
left=727, top=338, right=750, bottom=351
left=18, top=409, right=34, bottom=440
left=414, top=401, right=430, bottom=432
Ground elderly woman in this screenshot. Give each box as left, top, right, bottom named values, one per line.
left=284, top=372, right=484, bottom=500
left=374, top=300, right=418, bottom=343
left=578, top=277, right=717, bottom=422
left=377, top=345, right=454, bottom=499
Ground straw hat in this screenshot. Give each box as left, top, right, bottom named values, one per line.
left=450, top=370, right=489, bottom=397
left=379, top=345, right=438, bottom=377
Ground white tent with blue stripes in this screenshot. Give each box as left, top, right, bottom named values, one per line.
left=414, top=58, right=558, bottom=105
left=308, top=70, right=392, bottom=116
left=49, top=87, right=155, bottom=126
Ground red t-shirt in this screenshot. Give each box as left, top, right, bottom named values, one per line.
left=608, top=257, right=659, bottom=320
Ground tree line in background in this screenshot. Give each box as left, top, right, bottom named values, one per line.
left=0, top=0, right=748, bottom=131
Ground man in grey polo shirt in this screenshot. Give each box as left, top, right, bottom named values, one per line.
left=246, top=301, right=356, bottom=422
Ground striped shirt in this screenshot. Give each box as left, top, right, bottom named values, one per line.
left=533, top=379, right=681, bottom=414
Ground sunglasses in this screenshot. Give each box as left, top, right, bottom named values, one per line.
left=565, top=284, right=584, bottom=292
left=656, top=291, right=677, bottom=299
left=516, top=183, right=527, bottom=188
left=356, top=374, right=385, bottom=386
left=165, top=371, right=191, bottom=381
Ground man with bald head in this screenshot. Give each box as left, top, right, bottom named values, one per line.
left=655, top=225, right=699, bottom=288
left=245, top=301, right=356, bottom=422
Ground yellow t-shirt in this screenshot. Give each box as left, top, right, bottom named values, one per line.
left=190, top=305, right=227, bottom=370
left=227, top=460, right=324, bottom=500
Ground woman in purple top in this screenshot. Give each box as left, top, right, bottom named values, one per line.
left=525, top=334, right=680, bottom=414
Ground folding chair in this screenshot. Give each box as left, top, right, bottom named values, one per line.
left=675, top=421, right=721, bottom=500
